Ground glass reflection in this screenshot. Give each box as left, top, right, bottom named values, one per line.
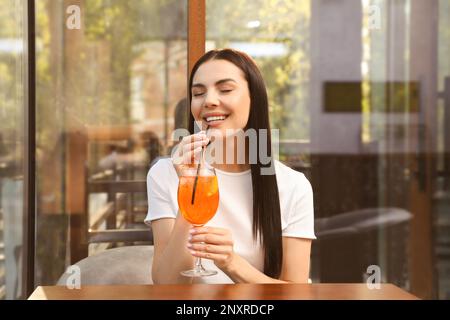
left=0, top=0, right=25, bottom=300
left=206, top=0, right=448, bottom=299
left=35, top=0, right=187, bottom=286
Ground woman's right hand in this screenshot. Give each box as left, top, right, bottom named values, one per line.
left=172, top=132, right=210, bottom=176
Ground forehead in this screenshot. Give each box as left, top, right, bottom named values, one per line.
left=192, top=59, right=246, bottom=84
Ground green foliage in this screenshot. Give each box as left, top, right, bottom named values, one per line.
left=34, top=0, right=184, bottom=147
left=0, top=1, right=25, bottom=134
left=207, top=0, right=311, bottom=140
left=0, top=1, right=23, bottom=37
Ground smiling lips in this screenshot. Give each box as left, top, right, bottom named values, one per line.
left=203, top=114, right=229, bottom=126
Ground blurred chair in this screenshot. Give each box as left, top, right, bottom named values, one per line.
left=57, top=245, right=154, bottom=286
left=81, top=175, right=153, bottom=266
left=313, top=207, right=412, bottom=288
left=87, top=178, right=151, bottom=238
left=315, top=207, right=412, bottom=239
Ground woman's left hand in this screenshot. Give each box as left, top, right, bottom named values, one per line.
left=187, top=226, right=235, bottom=271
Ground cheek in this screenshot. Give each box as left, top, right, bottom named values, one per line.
left=243, top=99, right=251, bottom=122
left=190, top=101, right=202, bottom=120
left=234, top=96, right=250, bottom=126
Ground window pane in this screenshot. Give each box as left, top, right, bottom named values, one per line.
left=437, top=0, right=450, bottom=300
left=35, top=0, right=187, bottom=286
left=0, top=0, right=26, bottom=300
left=207, top=0, right=447, bottom=299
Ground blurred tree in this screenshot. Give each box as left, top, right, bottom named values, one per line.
left=206, top=0, right=311, bottom=141
left=33, top=0, right=187, bottom=285
left=35, top=0, right=183, bottom=136
left=0, top=2, right=25, bottom=136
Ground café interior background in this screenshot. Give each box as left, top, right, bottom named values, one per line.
left=0, top=0, right=449, bottom=300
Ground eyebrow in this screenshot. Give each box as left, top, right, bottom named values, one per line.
left=191, top=78, right=237, bottom=89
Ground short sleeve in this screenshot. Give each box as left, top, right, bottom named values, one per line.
left=282, top=175, right=316, bottom=239
left=144, top=158, right=177, bottom=225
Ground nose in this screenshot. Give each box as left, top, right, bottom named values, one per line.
left=203, top=89, right=219, bottom=108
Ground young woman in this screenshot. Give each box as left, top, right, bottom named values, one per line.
left=146, top=48, right=315, bottom=284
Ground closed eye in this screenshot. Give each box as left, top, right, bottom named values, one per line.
left=192, top=90, right=231, bottom=96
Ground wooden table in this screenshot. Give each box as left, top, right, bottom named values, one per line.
left=29, top=283, right=418, bottom=300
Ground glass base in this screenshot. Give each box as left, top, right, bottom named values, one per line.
left=180, top=269, right=218, bottom=277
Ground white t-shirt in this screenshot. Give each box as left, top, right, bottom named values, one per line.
left=145, top=157, right=316, bottom=283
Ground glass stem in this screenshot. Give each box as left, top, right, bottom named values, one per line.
left=193, top=225, right=205, bottom=274
left=194, top=257, right=204, bottom=273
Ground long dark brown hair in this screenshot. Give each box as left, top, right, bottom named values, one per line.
left=188, top=49, right=282, bottom=278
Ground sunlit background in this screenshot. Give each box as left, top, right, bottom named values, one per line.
left=0, top=0, right=449, bottom=300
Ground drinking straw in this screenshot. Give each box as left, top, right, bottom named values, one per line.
left=191, top=126, right=209, bottom=204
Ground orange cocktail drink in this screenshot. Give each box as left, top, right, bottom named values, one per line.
left=177, top=173, right=219, bottom=225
